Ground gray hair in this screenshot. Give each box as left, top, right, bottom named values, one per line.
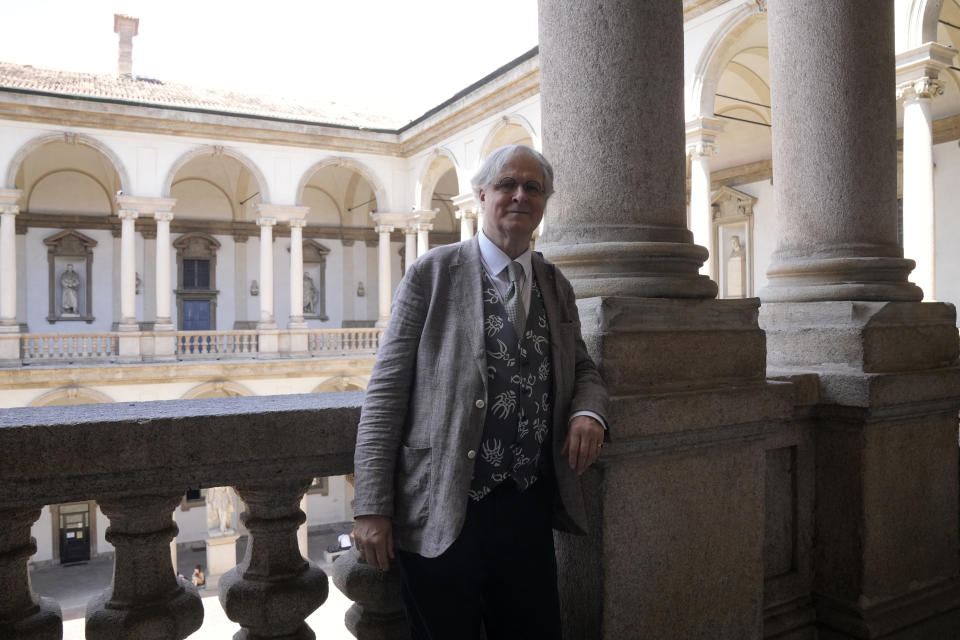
left=470, top=144, right=554, bottom=201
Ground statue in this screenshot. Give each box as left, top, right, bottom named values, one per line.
left=60, top=264, right=81, bottom=315
left=725, top=235, right=746, bottom=298
left=206, top=486, right=236, bottom=536
left=304, top=273, right=319, bottom=315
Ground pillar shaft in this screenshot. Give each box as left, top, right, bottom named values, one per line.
left=119, top=210, right=139, bottom=327
left=289, top=219, right=305, bottom=326
left=763, top=0, right=920, bottom=302
left=155, top=211, right=173, bottom=327
left=375, top=224, right=393, bottom=328
left=458, top=210, right=476, bottom=241
left=902, top=93, right=935, bottom=299
left=689, top=148, right=713, bottom=279
left=416, top=223, right=432, bottom=258
left=404, top=227, right=417, bottom=273
left=258, top=216, right=276, bottom=328
left=538, top=0, right=714, bottom=298
left=0, top=208, right=17, bottom=326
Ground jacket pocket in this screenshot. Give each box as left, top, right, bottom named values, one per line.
left=393, top=445, right=431, bottom=529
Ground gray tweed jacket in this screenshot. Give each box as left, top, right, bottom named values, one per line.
left=352, top=236, right=609, bottom=558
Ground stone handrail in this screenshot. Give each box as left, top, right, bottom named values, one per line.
left=21, top=332, right=119, bottom=362
left=174, top=329, right=259, bottom=358
left=0, top=391, right=381, bottom=639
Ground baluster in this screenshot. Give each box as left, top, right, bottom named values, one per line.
left=0, top=507, right=62, bottom=639
left=332, top=547, right=409, bottom=640
left=86, top=494, right=203, bottom=640
left=220, top=479, right=328, bottom=639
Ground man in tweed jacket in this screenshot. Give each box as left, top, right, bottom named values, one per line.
left=353, top=145, right=609, bottom=640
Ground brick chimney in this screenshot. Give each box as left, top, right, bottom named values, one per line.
left=113, top=14, right=139, bottom=78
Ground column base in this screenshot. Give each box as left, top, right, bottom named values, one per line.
left=761, top=256, right=923, bottom=302
left=538, top=241, right=718, bottom=298
left=375, top=316, right=389, bottom=329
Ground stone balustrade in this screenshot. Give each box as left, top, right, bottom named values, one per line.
left=0, top=392, right=366, bottom=639
left=10, top=328, right=383, bottom=366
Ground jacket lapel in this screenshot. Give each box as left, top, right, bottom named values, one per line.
left=449, top=237, right=488, bottom=386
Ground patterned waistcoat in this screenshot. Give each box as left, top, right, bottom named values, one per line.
left=469, top=272, right=553, bottom=501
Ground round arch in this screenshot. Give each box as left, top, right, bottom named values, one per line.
left=296, top=156, right=389, bottom=215
left=479, top=114, right=539, bottom=162
left=182, top=380, right=253, bottom=399
left=162, top=145, right=270, bottom=204
left=689, top=4, right=767, bottom=120
left=5, top=131, right=131, bottom=193
left=26, top=168, right=116, bottom=214
left=30, top=386, right=114, bottom=407
left=311, top=375, right=368, bottom=392
left=415, top=147, right=461, bottom=211
left=900, top=0, right=944, bottom=51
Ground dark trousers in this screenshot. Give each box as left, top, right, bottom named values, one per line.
left=397, top=479, right=562, bottom=640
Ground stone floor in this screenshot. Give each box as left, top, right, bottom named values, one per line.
left=30, top=522, right=356, bottom=639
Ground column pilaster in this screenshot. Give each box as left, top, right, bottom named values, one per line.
left=256, top=215, right=277, bottom=330
left=0, top=189, right=22, bottom=334
left=288, top=218, right=307, bottom=329
left=413, top=210, right=436, bottom=258
left=118, top=209, right=139, bottom=328
left=453, top=193, right=478, bottom=241
left=403, top=222, right=418, bottom=274
left=896, top=42, right=954, bottom=302
left=154, top=211, right=174, bottom=330
left=686, top=118, right=724, bottom=280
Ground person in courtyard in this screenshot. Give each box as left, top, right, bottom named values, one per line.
left=352, top=144, right=609, bottom=639
left=191, top=564, right=205, bottom=589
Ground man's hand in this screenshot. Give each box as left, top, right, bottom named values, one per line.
left=561, top=415, right=605, bottom=475
left=353, top=515, right=395, bottom=571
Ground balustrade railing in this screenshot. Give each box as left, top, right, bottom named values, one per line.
left=9, top=328, right=383, bottom=366
left=0, top=392, right=390, bottom=639
left=174, top=330, right=259, bottom=358
left=307, top=329, right=381, bottom=355
left=21, top=333, right=118, bottom=362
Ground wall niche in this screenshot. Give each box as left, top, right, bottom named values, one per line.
left=45, top=229, right=97, bottom=324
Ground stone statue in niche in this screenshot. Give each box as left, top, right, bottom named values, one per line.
left=206, top=486, right=236, bottom=536
left=60, top=264, right=81, bottom=315
left=304, top=273, right=319, bottom=315
left=725, top=235, right=746, bottom=298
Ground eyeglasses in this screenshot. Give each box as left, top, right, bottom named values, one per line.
left=493, top=177, right=545, bottom=197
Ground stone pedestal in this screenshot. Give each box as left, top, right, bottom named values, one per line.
left=257, top=329, right=279, bottom=359
left=117, top=326, right=141, bottom=363
left=0, top=326, right=20, bottom=366
left=205, top=534, right=239, bottom=577
left=553, top=297, right=791, bottom=639
left=761, top=301, right=960, bottom=638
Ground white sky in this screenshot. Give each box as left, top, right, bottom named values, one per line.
left=0, top=0, right=539, bottom=124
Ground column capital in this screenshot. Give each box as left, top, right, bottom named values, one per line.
left=254, top=203, right=310, bottom=223
left=452, top=193, right=478, bottom=216
left=415, top=222, right=435, bottom=233
left=0, top=188, right=23, bottom=210
left=685, top=117, right=724, bottom=157
left=115, top=194, right=177, bottom=216
left=154, top=210, right=174, bottom=223
left=896, top=42, right=955, bottom=82
left=896, top=76, right=943, bottom=102
left=375, top=224, right=395, bottom=234
left=404, top=224, right=419, bottom=236
left=256, top=216, right=277, bottom=227
left=118, top=209, right=139, bottom=221
left=288, top=217, right=307, bottom=229
left=370, top=212, right=410, bottom=228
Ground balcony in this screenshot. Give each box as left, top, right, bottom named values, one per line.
left=11, top=328, right=382, bottom=366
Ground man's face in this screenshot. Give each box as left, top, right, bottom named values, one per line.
left=479, top=153, right=546, bottom=251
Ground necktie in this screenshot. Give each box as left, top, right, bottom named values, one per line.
left=504, top=261, right=526, bottom=334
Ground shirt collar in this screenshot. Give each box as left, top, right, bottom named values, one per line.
left=477, top=230, right=533, bottom=281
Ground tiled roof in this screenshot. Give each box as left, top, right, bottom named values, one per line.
left=0, top=61, right=406, bottom=130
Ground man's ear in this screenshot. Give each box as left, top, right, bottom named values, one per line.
left=477, top=187, right=486, bottom=206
